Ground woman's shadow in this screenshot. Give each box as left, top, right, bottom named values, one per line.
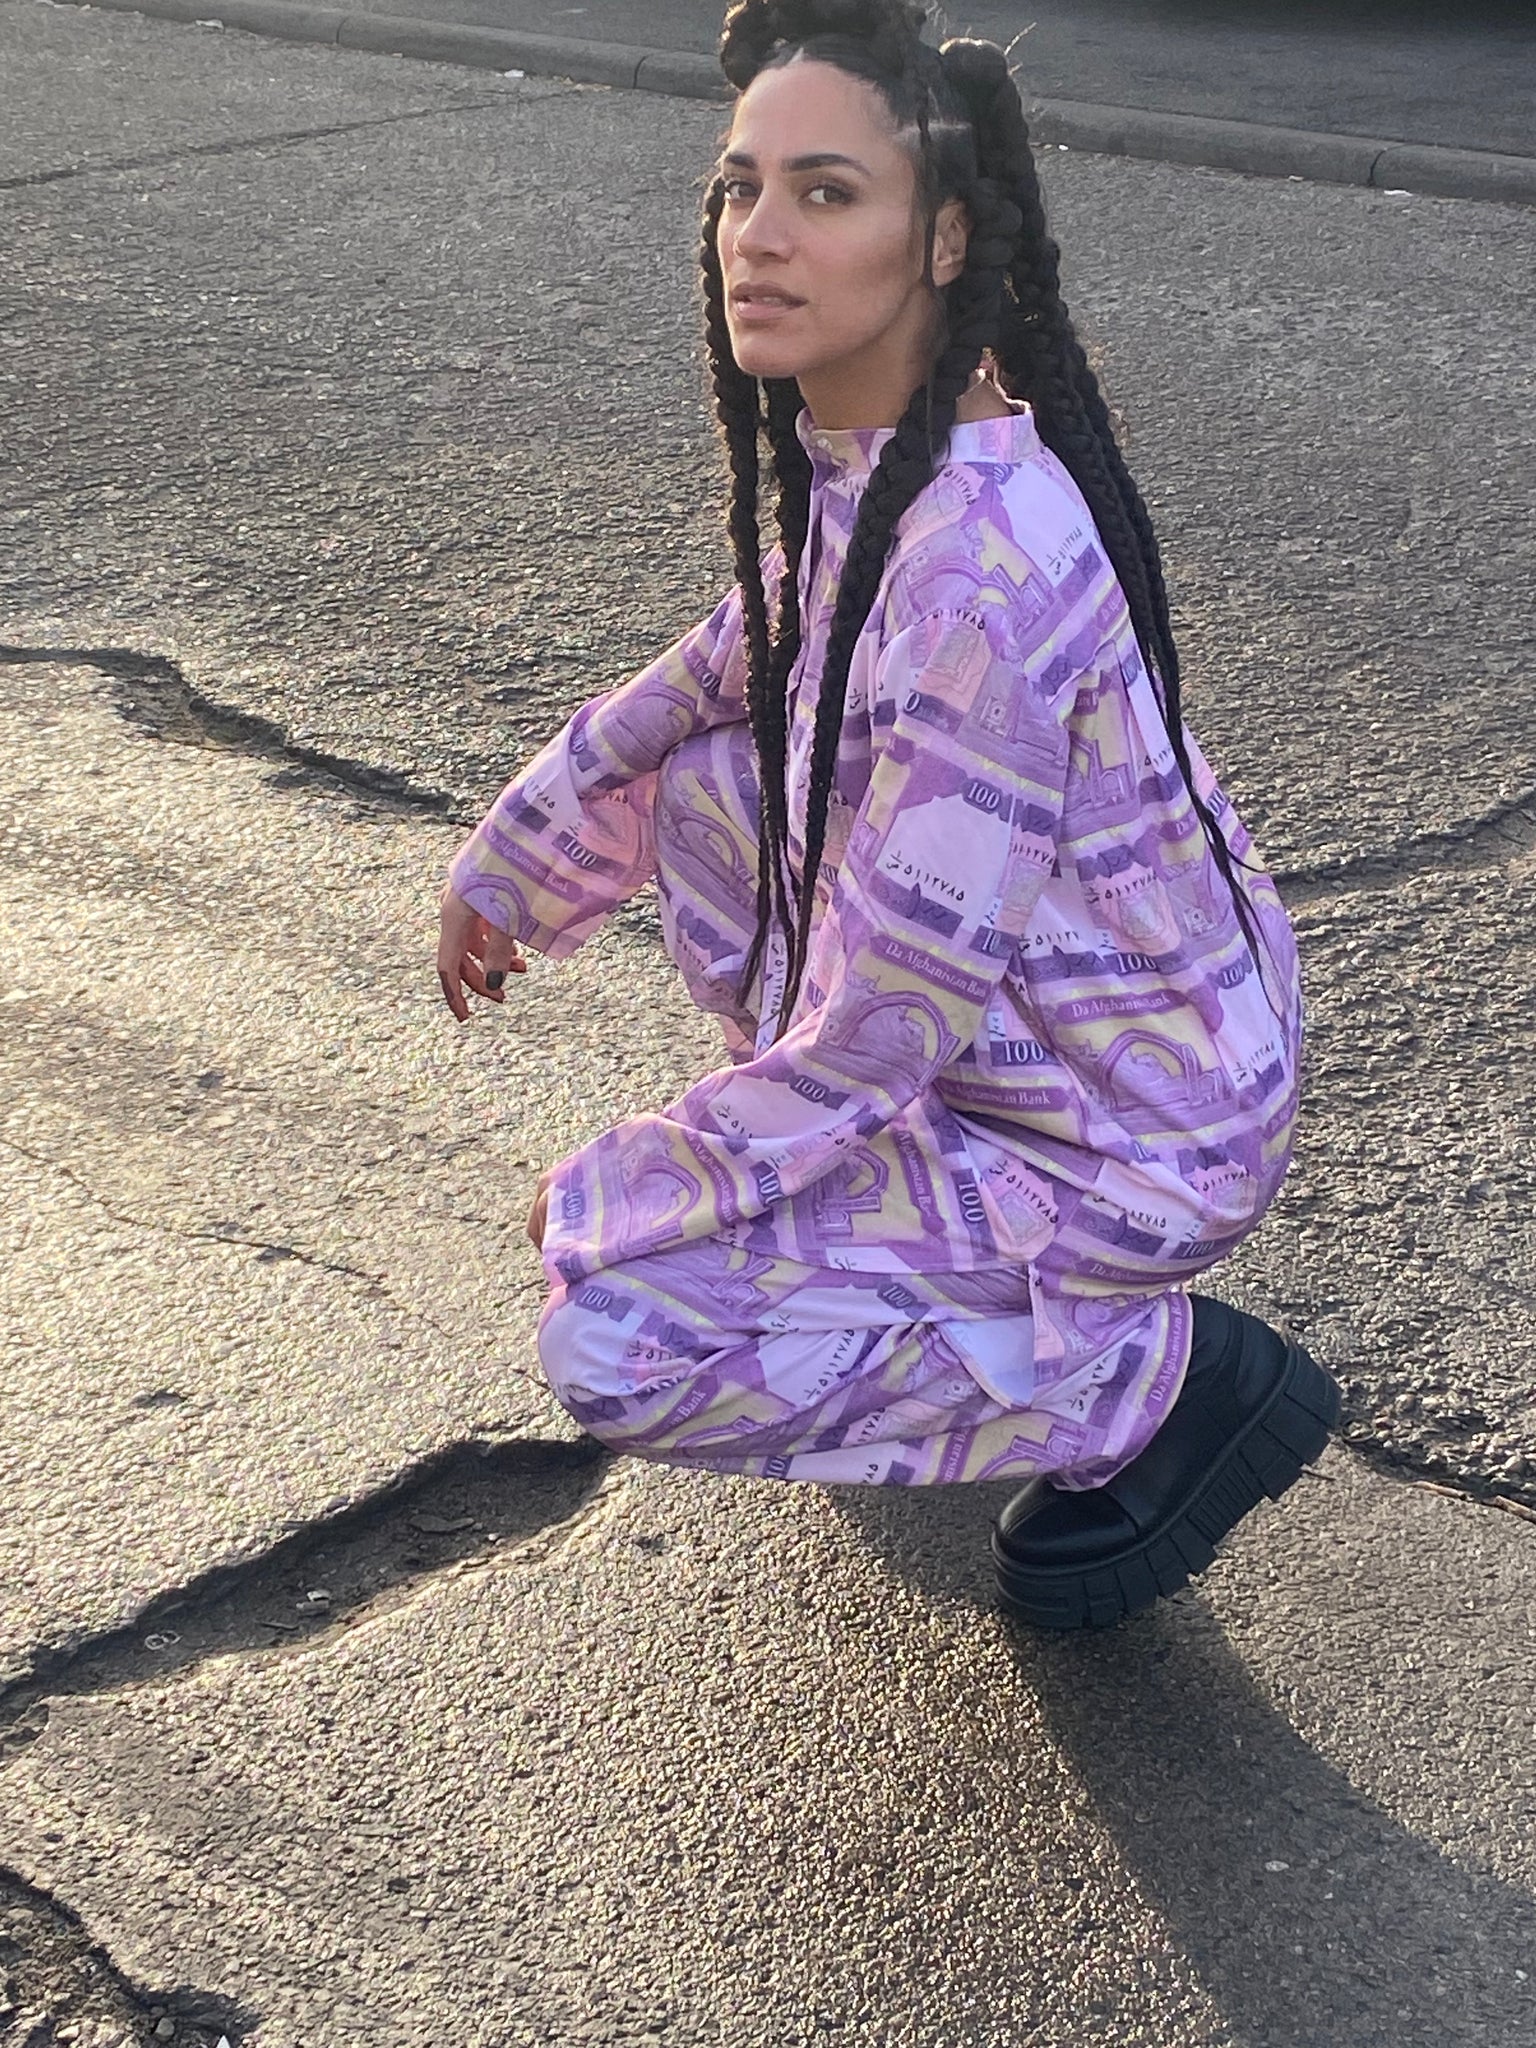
left=829, top=1481, right=1536, bottom=2048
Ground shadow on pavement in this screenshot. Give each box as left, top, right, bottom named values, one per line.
left=828, top=1481, right=1536, bottom=2048
left=0, top=1439, right=610, bottom=1755
left=0, top=1865, right=261, bottom=2048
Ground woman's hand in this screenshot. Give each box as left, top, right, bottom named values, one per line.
left=436, top=893, right=549, bottom=1250
left=526, top=1170, right=552, bottom=1251
left=436, top=887, right=526, bottom=1021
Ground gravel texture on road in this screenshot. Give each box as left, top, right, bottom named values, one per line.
left=1, top=1446, right=1533, bottom=2047
left=318, top=0, right=1536, bottom=159
left=43, top=0, right=1536, bottom=208
left=0, top=652, right=703, bottom=1682
left=2, top=5, right=1534, bottom=2045
left=4, top=1, right=1533, bottom=1497
left=5, top=9, right=1534, bottom=869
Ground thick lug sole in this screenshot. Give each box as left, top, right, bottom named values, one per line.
left=991, top=1338, right=1342, bottom=1632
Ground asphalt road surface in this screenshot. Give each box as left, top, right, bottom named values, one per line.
left=1, top=3, right=1534, bottom=2045
left=338, top=0, right=1536, bottom=154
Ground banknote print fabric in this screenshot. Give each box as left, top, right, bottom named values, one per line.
left=449, top=406, right=1303, bottom=1488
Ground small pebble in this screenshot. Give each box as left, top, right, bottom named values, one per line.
left=409, top=1512, right=475, bottom=1535
left=155, top=2023, right=176, bottom=2041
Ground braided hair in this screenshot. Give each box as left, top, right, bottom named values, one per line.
left=706, top=0, right=1262, bottom=1032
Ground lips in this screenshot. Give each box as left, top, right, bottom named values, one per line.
left=730, top=284, right=807, bottom=311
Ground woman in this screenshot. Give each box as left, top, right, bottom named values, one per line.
left=436, top=0, right=1340, bottom=1629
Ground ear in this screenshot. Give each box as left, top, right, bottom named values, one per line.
left=931, top=199, right=970, bottom=287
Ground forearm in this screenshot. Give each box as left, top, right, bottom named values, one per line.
left=448, top=590, right=750, bottom=958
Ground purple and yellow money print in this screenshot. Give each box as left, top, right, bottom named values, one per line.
left=450, top=407, right=1302, bottom=1490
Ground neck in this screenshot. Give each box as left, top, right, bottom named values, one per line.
left=796, top=298, right=936, bottom=430
left=797, top=359, right=922, bottom=433
left=800, top=362, right=1014, bottom=434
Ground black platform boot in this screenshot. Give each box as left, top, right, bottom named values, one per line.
left=991, top=1296, right=1342, bottom=1630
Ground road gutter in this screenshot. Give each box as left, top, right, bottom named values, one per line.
left=62, top=0, right=1536, bottom=208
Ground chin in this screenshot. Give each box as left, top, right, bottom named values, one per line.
left=727, top=332, right=813, bottom=384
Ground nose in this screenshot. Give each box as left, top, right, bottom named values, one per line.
left=729, top=185, right=794, bottom=264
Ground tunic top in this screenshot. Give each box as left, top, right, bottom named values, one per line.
left=450, top=405, right=1302, bottom=1406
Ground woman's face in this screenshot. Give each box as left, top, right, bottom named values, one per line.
left=717, top=58, right=964, bottom=422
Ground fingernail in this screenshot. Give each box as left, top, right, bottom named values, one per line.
left=485, top=969, right=505, bottom=991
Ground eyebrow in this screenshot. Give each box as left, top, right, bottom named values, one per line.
left=720, top=149, right=873, bottom=176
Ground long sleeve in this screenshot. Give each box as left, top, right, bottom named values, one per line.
left=540, top=601, right=1076, bottom=1285
left=448, top=586, right=749, bottom=959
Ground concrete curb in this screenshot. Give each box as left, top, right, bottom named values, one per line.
left=1027, top=98, right=1536, bottom=208
left=65, top=0, right=1536, bottom=208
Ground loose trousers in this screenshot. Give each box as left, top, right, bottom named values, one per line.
left=538, top=723, right=1189, bottom=1487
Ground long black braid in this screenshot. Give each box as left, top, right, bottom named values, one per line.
left=700, top=180, right=796, bottom=960
left=707, top=0, right=1263, bottom=1033
left=948, top=44, right=1261, bottom=949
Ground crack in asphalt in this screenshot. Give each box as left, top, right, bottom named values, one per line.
left=0, top=91, right=563, bottom=193
left=0, top=644, right=471, bottom=822
left=1275, top=786, right=1536, bottom=904
left=0, top=1435, right=613, bottom=1763
left=10, top=643, right=1534, bottom=901
left=1409, top=1477, right=1536, bottom=1527
left=1337, top=1427, right=1536, bottom=1518
left=1, top=1133, right=387, bottom=1291
left=0, top=1387, right=1515, bottom=1772
left=0, top=1863, right=253, bottom=2047
left=3, top=647, right=1529, bottom=1601
left=0, top=1131, right=547, bottom=1383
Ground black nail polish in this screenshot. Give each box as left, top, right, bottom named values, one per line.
left=485, top=969, right=505, bottom=991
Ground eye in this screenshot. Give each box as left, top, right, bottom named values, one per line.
left=721, top=176, right=758, bottom=204
left=806, top=181, right=853, bottom=207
